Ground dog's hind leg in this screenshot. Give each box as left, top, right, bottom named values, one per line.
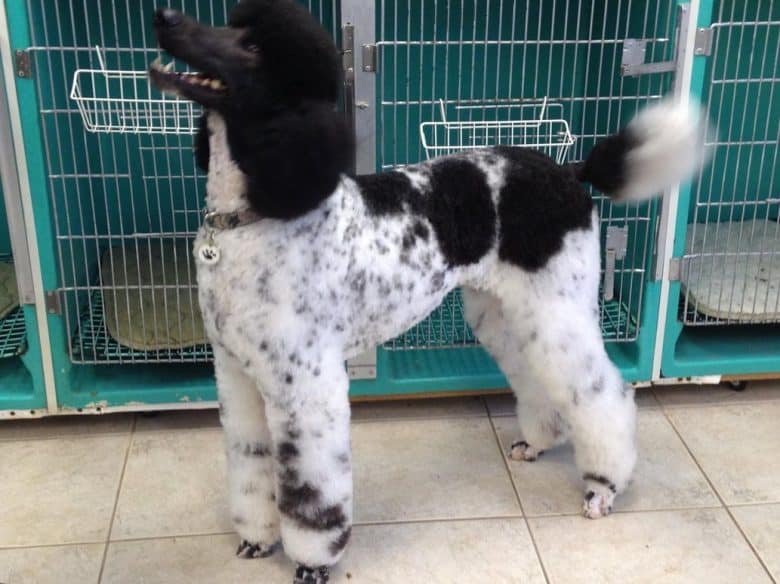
left=260, top=352, right=352, bottom=582
left=463, top=287, right=570, bottom=461
left=499, top=283, right=637, bottom=519
left=214, top=346, right=281, bottom=558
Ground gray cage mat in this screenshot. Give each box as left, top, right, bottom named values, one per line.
left=100, top=241, right=206, bottom=351
left=0, top=262, right=20, bottom=320
left=682, top=220, right=780, bottom=321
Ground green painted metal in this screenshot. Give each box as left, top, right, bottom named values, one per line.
left=6, top=0, right=682, bottom=411
left=661, top=0, right=780, bottom=378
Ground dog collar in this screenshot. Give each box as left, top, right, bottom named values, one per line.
left=203, top=209, right=263, bottom=230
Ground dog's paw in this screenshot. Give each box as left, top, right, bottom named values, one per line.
left=236, top=539, right=281, bottom=559
left=508, top=440, right=543, bottom=462
left=294, top=565, right=330, bottom=584
left=582, top=473, right=618, bottom=519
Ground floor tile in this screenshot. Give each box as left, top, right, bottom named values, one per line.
left=0, top=435, right=129, bottom=546
left=0, top=543, right=104, bottom=584
left=351, top=395, right=487, bottom=422
left=352, top=418, right=520, bottom=523
left=654, top=380, right=780, bottom=408
left=102, top=520, right=547, bottom=584
left=667, top=403, right=780, bottom=504
left=134, top=409, right=221, bottom=433
left=112, top=430, right=231, bottom=539
left=0, top=413, right=133, bottom=441
left=530, top=509, right=771, bottom=584
left=485, top=388, right=658, bottom=418
left=102, top=534, right=291, bottom=584
left=494, top=410, right=718, bottom=516
left=337, top=519, right=546, bottom=583
left=731, top=504, right=780, bottom=581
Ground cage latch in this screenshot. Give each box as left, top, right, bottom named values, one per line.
left=45, top=290, right=61, bottom=315
left=694, top=27, right=713, bottom=56
left=14, top=50, right=32, bottom=78
left=604, top=226, right=628, bottom=302
left=362, top=44, right=378, bottom=72
left=621, top=39, right=677, bottom=76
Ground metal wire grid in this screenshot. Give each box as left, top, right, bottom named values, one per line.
left=378, top=0, right=675, bottom=347
left=0, top=254, right=27, bottom=359
left=384, top=288, right=637, bottom=351
left=25, top=0, right=338, bottom=363
left=681, top=0, right=779, bottom=325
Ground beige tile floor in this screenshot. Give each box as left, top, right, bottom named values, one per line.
left=1, top=384, right=779, bottom=583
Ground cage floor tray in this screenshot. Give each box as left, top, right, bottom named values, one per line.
left=0, top=262, right=20, bottom=320
left=100, top=240, right=206, bottom=351
left=683, top=220, right=780, bottom=321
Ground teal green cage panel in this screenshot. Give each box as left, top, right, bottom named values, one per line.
left=661, top=0, right=780, bottom=378
left=6, top=0, right=341, bottom=409
left=0, top=185, right=48, bottom=414
left=371, top=0, right=680, bottom=387
left=8, top=0, right=683, bottom=410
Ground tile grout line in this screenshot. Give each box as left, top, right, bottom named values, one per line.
left=96, top=415, right=137, bottom=584
left=486, top=412, right=552, bottom=584
left=661, top=408, right=777, bottom=584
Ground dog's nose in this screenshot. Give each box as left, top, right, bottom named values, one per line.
left=154, top=8, right=183, bottom=27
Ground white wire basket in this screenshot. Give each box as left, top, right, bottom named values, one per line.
left=419, top=98, right=575, bottom=163
left=70, top=47, right=200, bottom=135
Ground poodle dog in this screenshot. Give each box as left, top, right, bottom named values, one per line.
left=150, top=1, right=703, bottom=582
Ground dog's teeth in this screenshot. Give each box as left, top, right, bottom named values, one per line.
left=210, top=79, right=223, bottom=90
left=151, top=56, right=162, bottom=70
left=163, top=61, right=174, bottom=72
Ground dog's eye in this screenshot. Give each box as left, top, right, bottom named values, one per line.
left=244, top=42, right=259, bottom=54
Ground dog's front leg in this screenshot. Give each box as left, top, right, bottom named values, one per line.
left=262, top=355, right=352, bottom=584
left=214, top=346, right=281, bottom=558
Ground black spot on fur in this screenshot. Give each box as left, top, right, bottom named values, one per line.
left=412, top=220, right=429, bottom=241
left=329, top=527, right=352, bottom=555
left=236, top=442, right=271, bottom=457
left=583, top=472, right=617, bottom=493
left=285, top=373, right=294, bottom=384
left=277, top=441, right=299, bottom=464
left=496, top=146, right=593, bottom=271
left=427, top=158, right=496, bottom=266
left=359, top=160, right=494, bottom=266
left=356, top=171, right=424, bottom=216
left=278, top=480, right=347, bottom=531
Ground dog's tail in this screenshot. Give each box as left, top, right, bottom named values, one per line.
left=570, top=100, right=706, bottom=202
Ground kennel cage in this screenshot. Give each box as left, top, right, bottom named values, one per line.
left=0, top=68, right=48, bottom=415
left=659, top=0, right=780, bottom=378
left=4, top=0, right=775, bottom=412
left=353, top=0, right=683, bottom=387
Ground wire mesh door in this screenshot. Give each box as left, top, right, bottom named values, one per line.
left=23, top=0, right=339, bottom=364
left=371, top=0, right=679, bottom=349
left=680, top=0, right=779, bottom=326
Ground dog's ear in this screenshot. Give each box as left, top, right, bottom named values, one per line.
left=226, top=103, right=354, bottom=219
left=195, top=112, right=210, bottom=173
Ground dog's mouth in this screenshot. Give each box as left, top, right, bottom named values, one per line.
left=149, top=55, right=227, bottom=104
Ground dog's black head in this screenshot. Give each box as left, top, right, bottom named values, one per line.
left=150, top=0, right=341, bottom=109
left=150, top=0, right=352, bottom=220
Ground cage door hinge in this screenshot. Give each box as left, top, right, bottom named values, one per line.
left=621, top=3, right=690, bottom=76
left=603, top=226, right=628, bottom=302
left=45, top=290, right=61, bottom=314
left=346, top=349, right=377, bottom=380
left=14, top=50, right=32, bottom=78
left=361, top=44, right=378, bottom=72
left=668, top=257, right=682, bottom=282
left=694, top=27, right=714, bottom=56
